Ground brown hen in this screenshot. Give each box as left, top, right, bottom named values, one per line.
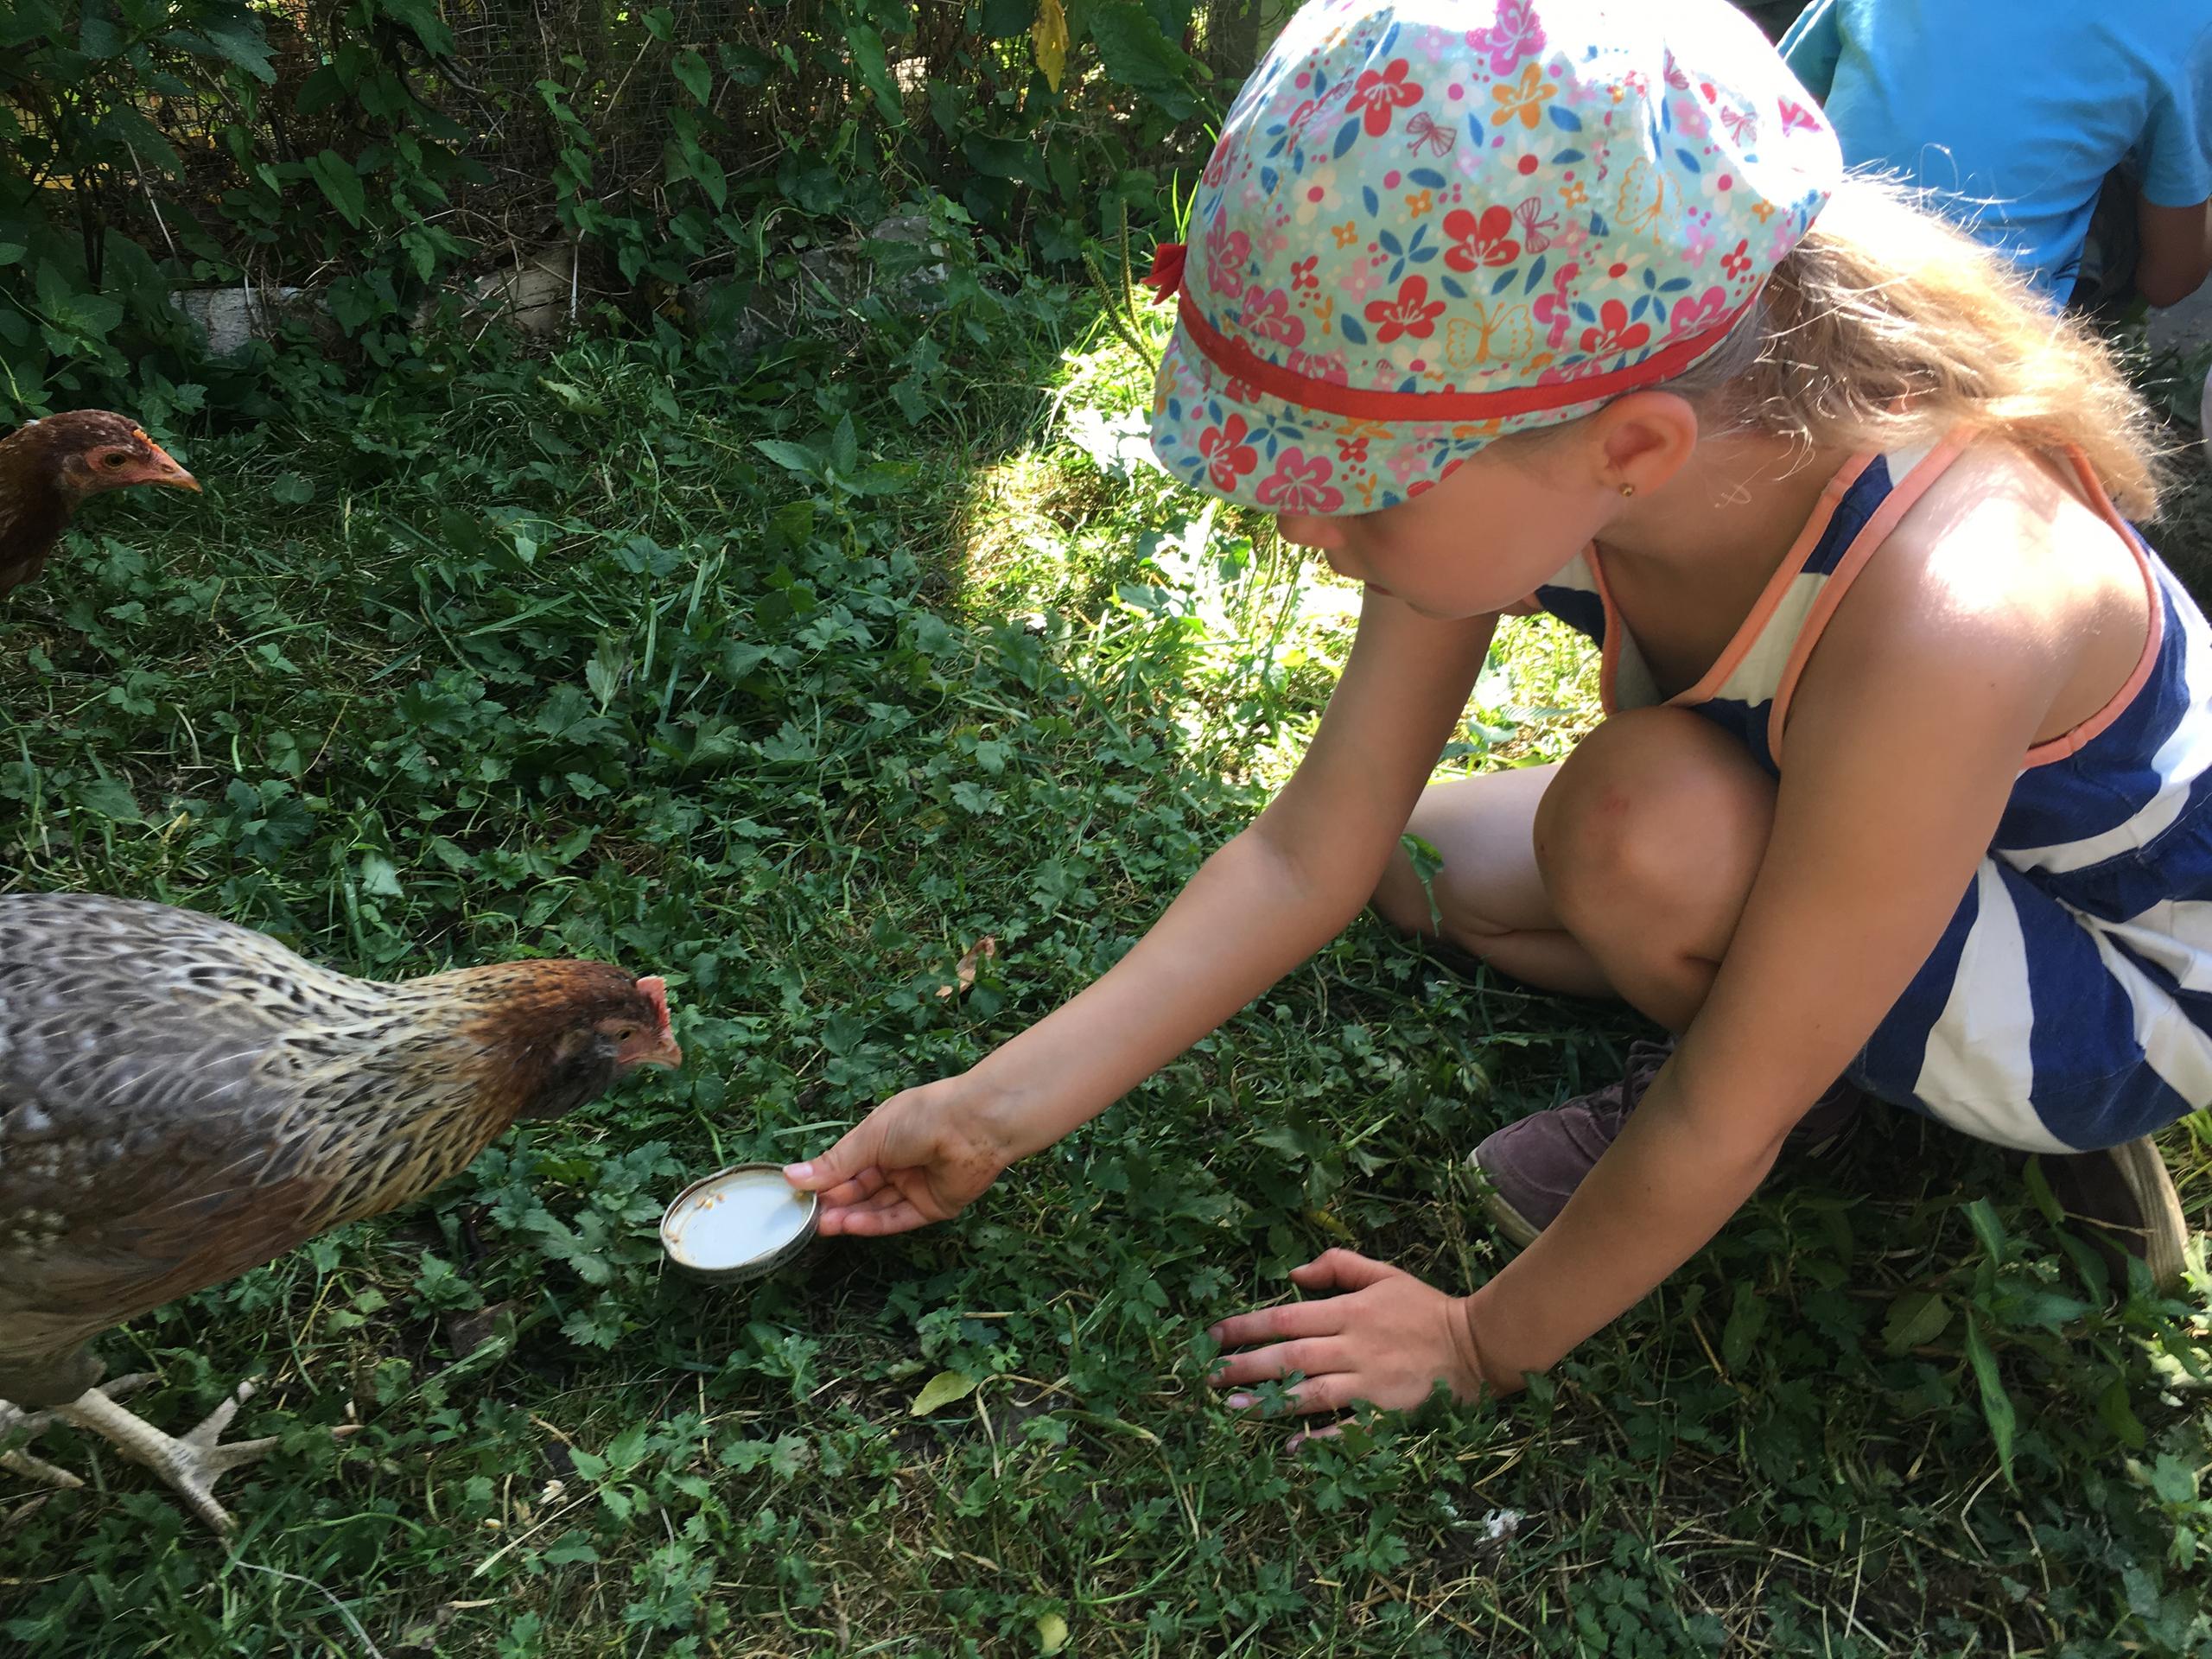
left=0, top=410, right=200, bottom=594
left=0, top=893, right=682, bottom=1530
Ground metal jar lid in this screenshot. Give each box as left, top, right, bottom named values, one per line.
left=659, top=1162, right=819, bottom=1284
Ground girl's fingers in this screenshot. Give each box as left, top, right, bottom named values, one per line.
left=1208, top=1337, right=1343, bottom=1389
left=1287, top=1249, right=1398, bottom=1293
left=1207, top=1296, right=1347, bottom=1351
left=815, top=1167, right=889, bottom=1209
left=816, top=1192, right=930, bottom=1236
left=1223, top=1371, right=1357, bottom=1418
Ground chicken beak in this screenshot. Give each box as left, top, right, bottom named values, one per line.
left=641, top=1032, right=685, bottom=1070
left=141, top=435, right=200, bottom=492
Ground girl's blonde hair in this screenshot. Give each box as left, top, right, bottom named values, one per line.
left=1661, top=175, right=2168, bottom=519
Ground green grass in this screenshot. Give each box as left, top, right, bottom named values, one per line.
left=2, top=277, right=2209, bottom=1658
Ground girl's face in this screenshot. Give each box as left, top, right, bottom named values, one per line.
left=1277, top=434, right=1612, bottom=617
left=1273, top=397, right=1694, bottom=619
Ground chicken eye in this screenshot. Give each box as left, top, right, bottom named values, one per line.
left=611, top=1024, right=639, bottom=1043
left=101, top=452, right=128, bottom=469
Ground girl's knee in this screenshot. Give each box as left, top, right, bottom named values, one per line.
left=1535, top=709, right=1772, bottom=929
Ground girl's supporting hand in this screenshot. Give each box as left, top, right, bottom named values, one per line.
left=1205, top=1249, right=1493, bottom=1428
left=783, top=1077, right=1014, bottom=1236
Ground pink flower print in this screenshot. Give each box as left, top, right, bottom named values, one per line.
left=1667, top=283, right=1729, bottom=337
left=1291, top=256, right=1319, bottom=292
left=1294, top=163, right=1344, bottom=226
left=1579, top=299, right=1650, bottom=358
left=1255, top=448, right=1345, bottom=513
left=1365, top=275, right=1446, bottom=344
left=1348, top=59, right=1423, bottom=137
left=1204, top=221, right=1253, bottom=299
left=1466, top=0, right=1544, bottom=76
left=1683, top=223, right=1716, bottom=268
left=1386, top=445, right=1431, bottom=488
left=1491, top=62, right=1555, bottom=130
left=1337, top=435, right=1370, bottom=464
left=1240, top=284, right=1307, bottom=348
left=1719, top=238, right=1752, bottom=281
left=1339, top=258, right=1388, bottom=305
left=1442, top=205, right=1522, bottom=271
left=1199, top=415, right=1258, bottom=491
left=1532, top=261, right=1580, bottom=348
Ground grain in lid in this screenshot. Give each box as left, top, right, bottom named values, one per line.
left=660, top=1163, right=818, bottom=1282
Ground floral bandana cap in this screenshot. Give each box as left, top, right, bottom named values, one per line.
left=1146, top=0, right=1840, bottom=515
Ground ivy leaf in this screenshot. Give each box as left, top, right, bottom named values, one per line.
left=688, top=149, right=728, bottom=210
left=1719, top=1280, right=1766, bottom=1374
left=1031, top=0, right=1069, bottom=92
left=1962, top=1314, right=2018, bottom=1487
left=1880, top=1290, right=1950, bottom=1355
left=306, top=149, right=367, bottom=228
left=376, top=0, right=455, bottom=54
left=753, top=438, right=822, bottom=477
left=192, top=16, right=276, bottom=83
left=908, top=1370, right=978, bottom=1416
left=672, top=47, right=712, bottom=105
left=1090, top=1, right=1203, bottom=120
left=70, top=773, right=142, bottom=823
left=358, top=851, right=404, bottom=898
left=847, top=24, right=904, bottom=125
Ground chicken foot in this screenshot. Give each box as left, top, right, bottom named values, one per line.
left=54, top=1377, right=280, bottom=1533
left=0, top=1373, right=157, bottom=1491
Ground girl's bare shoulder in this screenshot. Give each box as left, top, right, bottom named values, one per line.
left=1834, top=441, right=2152, bottom=741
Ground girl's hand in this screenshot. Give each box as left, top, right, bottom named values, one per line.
left=1205, top=1249, right=1491, bottom=1427
left=783, top=1077, right=1014, bottom=1236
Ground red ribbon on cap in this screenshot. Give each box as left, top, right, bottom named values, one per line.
left=1150, top=232, right=1759, bottom=423
left=1144, top=241, right=1188, bottom=306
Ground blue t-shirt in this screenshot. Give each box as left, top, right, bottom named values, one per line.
left=1782, top=0, right=2212, bottom=298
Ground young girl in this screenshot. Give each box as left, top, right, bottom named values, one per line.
left=787, top=0, right=2204, bottom=1417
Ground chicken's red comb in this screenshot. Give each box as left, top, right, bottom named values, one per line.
left=635, top=975, right=671, bottom=1033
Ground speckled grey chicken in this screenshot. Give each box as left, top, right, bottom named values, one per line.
left=0, top=893, right=682, bottom=1529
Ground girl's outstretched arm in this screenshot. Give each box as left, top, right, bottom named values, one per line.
left=789, top=589, right=1497, bottom=1234
left=1459, top=518, right=2080, bottom=1394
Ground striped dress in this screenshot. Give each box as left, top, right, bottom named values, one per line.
left=1534, top=436, right=2212, bottom=1153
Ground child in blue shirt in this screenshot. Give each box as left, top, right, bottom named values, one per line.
left=1783, top=0, right=2212, bottom=309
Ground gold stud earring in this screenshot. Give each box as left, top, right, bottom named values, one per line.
left=1618, top=483, right=1637, bottom=498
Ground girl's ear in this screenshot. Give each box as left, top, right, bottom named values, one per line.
left=1591, top=391, right=1701, bottom=496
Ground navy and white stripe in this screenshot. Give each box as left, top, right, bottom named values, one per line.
left=1534, top=442, right=2212, bottom=1151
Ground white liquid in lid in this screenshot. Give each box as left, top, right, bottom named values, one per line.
left=664, top=1167, right=814, bottom=1268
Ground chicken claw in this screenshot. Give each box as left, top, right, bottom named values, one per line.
left=56, top=1377, right=281, bottom=1534
left=0, top=1374, right=157, bottom=1491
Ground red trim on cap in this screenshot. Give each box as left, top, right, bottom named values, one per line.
left=1145, top=241, right=1188, bottom=305
left=1172, top=287, right=1757, bottom=423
